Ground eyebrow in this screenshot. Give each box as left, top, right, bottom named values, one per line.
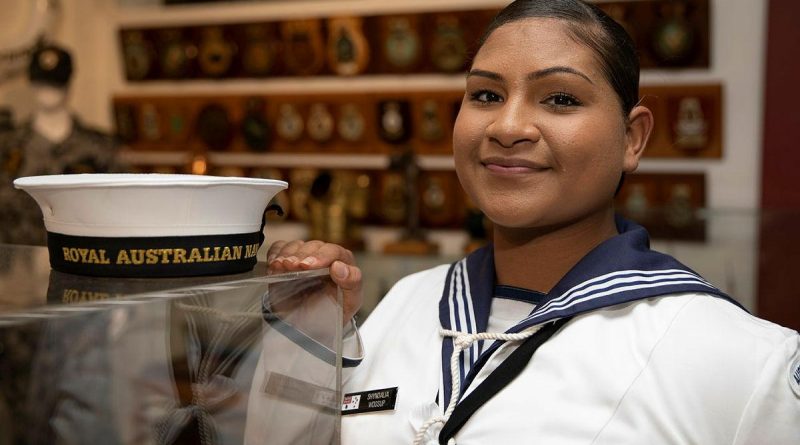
left=467, top=66, right=594, bottom=85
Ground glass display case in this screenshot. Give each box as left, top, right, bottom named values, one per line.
left=0, top=244, right=343, bottom=445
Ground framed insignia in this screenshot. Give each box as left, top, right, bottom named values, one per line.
left=139, top=102, right=162, bottom=143
left=418, top=99, right=445, bottom=143
left=381, top=15, right=421, bottom=72
left=429, top=14, right=468, bottom=73
left=275, top=103, right=305, bottom=143
left=419, top=171, right=459, bottom=228
left=327, top=16, right=370, bottom=76
left=281, top=19, right=325, bottom=76
left=120, top=30, right=155, bottom=81
left=307, top=102, right=335, bottom=143
left=337, top=103, right=366, bottom=143
left=113, top=102, right=138, bottom=144
left=197, top=26, right=236, bottom=78
left=240, top=23, right=277, bottom=77
left=196, top=103, right=233, bottom=151
left=158, top=28, right=196, bottom=79
left=377, top=100, right=411, bottom=144
left=288, top=168, right=318, bottom=221
left=650, top=1, right=697, bottom=66
left=241, top=97, right=271, bottom=152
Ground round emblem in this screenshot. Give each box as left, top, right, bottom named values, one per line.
left=122, top=31, right=153, bottom=81
left=307, top=103, right=334, bottom=143
left=159, top=29, right=195, bottom=79
left=114, top=103, right=138, bottom=144
left=281, top=20, right=325, bottom=76
left=419, top=100, right=444, bottom=142
left=289, top=168, right=318, bottom=221
left=430, top=15, right=467, bottom=73
left=241, top=98, right=270, bottom=151
left=337, top=103, right=365, bottom=142
left=276, top=103, right=304, bottom=142
left=139, top=103, right=161, bottom=142
left=381, top=173, right=407, bottom=224
left=651, top=3, right=696, bottom=65
left=384, top=17, right=420, bottom=70
left=241, top=24, right=275, bottom=76
left=665, top=184, right=694, bottom=228
left=378, top=100, right=410, bottom=144
left=422, top=177, right=446, bottom=211
left=196, top=103, right=233, bottom=150
left=198, top=27, right=235, bottom=77
left=673, top=97, right=708, bottom=150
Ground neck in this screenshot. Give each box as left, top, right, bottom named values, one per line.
left=32, top=108, right=73, bottom=143
left=493, top=207, right=618, bottom=293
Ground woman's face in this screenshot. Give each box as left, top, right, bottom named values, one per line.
left=454, top=18, right=643, bottom=231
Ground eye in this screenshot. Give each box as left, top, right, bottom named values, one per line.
left=469, top=90, right=504, bottom=104
left=543, top=92, right=582, bottom=108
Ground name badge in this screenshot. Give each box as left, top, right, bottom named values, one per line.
left=342, top=387, right=398, bottom=415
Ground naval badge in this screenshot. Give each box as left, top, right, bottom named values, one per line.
left=281, top=19, right=325, bottom=76
left=159, top=29, right=196, bottom=79
left=198, top=26, right=236, bottom=78
left=241, top=97, right=271, bottom=151
left=139, top=103, right=162, bottom=142
left=337, top=103, right=366, bottom=143
left=114, top=103, right=138, bottom=144
left=289, top=168, right=318, bottom=221
left=430, top=15, right=468, bottom=73
left=307, top=103, right=335, bottom=143
left=383, top=16, right=421, bottom=71
left=241, top=24, right=276, bottom=77
left=196, top=103, right=233, bottom=150
left=121, top=30, right=154, bottom=81
left=276, top=103, right=304, bottom=142
left=327, top=16, right=370, bottom=76
left=665, top=183, right=694, bottom=229
left=378, top=100, right=411, bottom=144
left=419, top=100, right=445, bottom=142
left=651, top=2, right=696, bottom=66
left=673, top=97, right=708, bottom=150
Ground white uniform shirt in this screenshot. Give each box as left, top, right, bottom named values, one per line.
left=342, top=266, right=800, bottom=444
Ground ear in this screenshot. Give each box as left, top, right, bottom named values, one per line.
left=622, top=105, right=654, bottom=173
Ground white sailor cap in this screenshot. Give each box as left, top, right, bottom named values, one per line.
left=14, top=173, right=288, bottom=278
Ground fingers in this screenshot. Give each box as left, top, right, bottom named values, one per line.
left=266, top=240, right=364, bottom=321
left=331, top=260, right=363, bottom=321
left=266, top=240, right=355, bottom=272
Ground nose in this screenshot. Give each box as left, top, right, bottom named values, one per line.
left=485, top=99, right=541, bottom=148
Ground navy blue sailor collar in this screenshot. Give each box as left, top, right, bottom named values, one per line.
left=437, top=214, right=742, bottom=407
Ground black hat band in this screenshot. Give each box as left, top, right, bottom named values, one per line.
left=47, top=231, right=263, bottom=277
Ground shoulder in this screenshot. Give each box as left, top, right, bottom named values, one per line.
left=622, top=293, right=798, bottom=397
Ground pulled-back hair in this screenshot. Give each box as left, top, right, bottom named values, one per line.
left=477, top=0, right=640, bottom=116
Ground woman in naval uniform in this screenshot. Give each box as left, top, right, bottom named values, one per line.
left=254, top=1, right=800, bottom=443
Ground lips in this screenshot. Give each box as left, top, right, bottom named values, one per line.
left=481, top=156, right=550, bottom=173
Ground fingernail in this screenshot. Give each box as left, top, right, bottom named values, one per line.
left=301, top=257, right=317, bottom=266
left=332, top=262, right=349, bottom=279
left=286, top=256, right=299, bottom=264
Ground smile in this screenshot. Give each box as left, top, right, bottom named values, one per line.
left=481, top=157, right=550, bottom=174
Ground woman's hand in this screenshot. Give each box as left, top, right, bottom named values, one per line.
left=266, top=240, right=363, bottom=323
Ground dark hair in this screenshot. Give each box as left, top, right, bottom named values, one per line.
left=477, top=0, right=640, bottom=116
